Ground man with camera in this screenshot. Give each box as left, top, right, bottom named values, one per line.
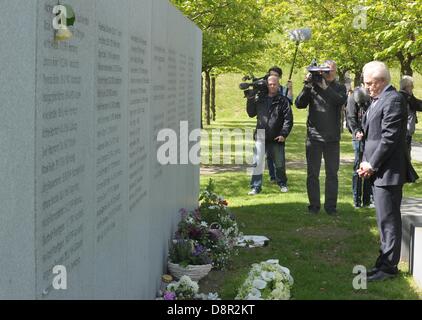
left=295, top=60, right=347, bottom=215
left=246, top=75, right=293, bottom=195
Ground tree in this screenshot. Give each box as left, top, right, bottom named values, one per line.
left=171, top=0, right=273, bottom=125
left=368, top=0, right=422, bottom=76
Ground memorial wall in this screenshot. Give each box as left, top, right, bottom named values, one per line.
left=0, top=0, right=202, bottom=299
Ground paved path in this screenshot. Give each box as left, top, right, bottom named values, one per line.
left=412, top=144, right=422, bottom=163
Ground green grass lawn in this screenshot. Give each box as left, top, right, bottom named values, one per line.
left=198, top=72, right=422, bottom=300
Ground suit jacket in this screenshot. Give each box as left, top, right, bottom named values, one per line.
left=362, top=86, right=408, bottom=186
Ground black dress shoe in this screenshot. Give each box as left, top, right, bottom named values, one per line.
left=367, top=270, right=397, bottom=282
left=367, top=268, right=379, bottom=277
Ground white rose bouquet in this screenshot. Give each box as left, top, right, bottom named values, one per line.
left=235, top=260, right=294, bottom=300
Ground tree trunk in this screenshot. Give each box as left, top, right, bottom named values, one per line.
left=201, top=74, right=203, bottom=129
left=211, top=76, right=216, bottom=122
left=397, top=52, right=414, bottom=77
left=204, top=70, right=211, bottom=126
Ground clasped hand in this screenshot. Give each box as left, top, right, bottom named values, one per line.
left=274, top=136, right=285, bottom=143
left=357, top=161, right=374, bottom=179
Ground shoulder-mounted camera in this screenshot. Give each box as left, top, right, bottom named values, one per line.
left=239, top=74, right=269, bottom=98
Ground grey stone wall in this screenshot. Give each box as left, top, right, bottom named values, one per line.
left=0, top=0, right=202, bottom=299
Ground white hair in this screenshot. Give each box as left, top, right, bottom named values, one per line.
left=363, top=61, right=391, bottom=84
left=400, top=75, right=414, bottom=90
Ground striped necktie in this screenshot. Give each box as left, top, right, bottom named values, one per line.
left=366, top=97, right=379, bottom=119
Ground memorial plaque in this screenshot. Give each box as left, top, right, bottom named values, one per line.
left=126, top=0, right=152, bottom=298
left=0, top=0, right=201, bottom=299
left=148, top=0, right=170, bottom=289
left=93, top=0, right=129, bottom=298
left=34, top=0, right=95, bottom=299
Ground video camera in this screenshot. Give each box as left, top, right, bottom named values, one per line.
left=306, top=59, right=331, bottom=84
left=239, top=74, right=269, bottom=98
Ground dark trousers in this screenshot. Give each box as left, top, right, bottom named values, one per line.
left=306, top=139, right=339, bottom=212
left=352, top=140, right=372, bottom=206
left=372, top=185, right=403, bottom=272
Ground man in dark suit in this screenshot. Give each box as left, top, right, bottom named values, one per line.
left=358, top=61, right=408, bottom=282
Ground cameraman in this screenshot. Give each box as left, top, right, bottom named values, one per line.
left=246, top=75, right=293, bottom=195
left=267, top=66, right=294, bottom=185
left=295, top=60, right=347, bottom=215
left=346, top=86, right=373, bottom=208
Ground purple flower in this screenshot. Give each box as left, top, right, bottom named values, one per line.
left=164, top=291, right=177, bottom=300
left=188, top=226, right=203, bottom=239
left=193, top=244, right=206, bottom=256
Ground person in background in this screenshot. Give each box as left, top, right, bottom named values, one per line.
left=346, top=85, right=374, bottom=208
left=246, top=75, right=293, bottom=195
left=399, top=75, right=422, bottom=157
left=266, top=66, right=293, bottom=186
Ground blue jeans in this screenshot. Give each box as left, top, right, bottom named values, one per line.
left=352, top=140, right=372, bottom=206
left=251, top=141, right=287, bottom=191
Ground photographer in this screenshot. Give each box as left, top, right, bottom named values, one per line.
left=246, top=75, right=293, bottom=195
left=295, top=60, right=347, bottom=215
left=346, top=86, right=373, bottom=208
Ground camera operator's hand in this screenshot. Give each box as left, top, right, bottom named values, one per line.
left=274, top=136, right=286, bottom=143
left=244, top=89, right=256, bottom=99
left=304, top=73, right=313, bottom=88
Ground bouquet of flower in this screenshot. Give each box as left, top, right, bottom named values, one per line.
left=164, top=275, right=199, bottom=300
left=162, top=275, right=221, bottom=300
left=235, top=260, right=294, bottom=300
left=173, top=179, right=242, bottom=270
left=175, top=209, right=209, bottom=243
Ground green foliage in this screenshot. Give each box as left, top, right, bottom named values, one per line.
left=170, top=0, right=273, bottom=73
left=173, top=0, right=421, bottom=81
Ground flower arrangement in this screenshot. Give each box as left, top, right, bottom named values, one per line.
left=168, top=239, right=212, bottom=267
left=235, top=260, right=294, bottom=300
left=161, top=275, right=221, bottom=300
left=164, top=275, right=199, bottom=300
left=172, top=179, right=242, bottom=270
